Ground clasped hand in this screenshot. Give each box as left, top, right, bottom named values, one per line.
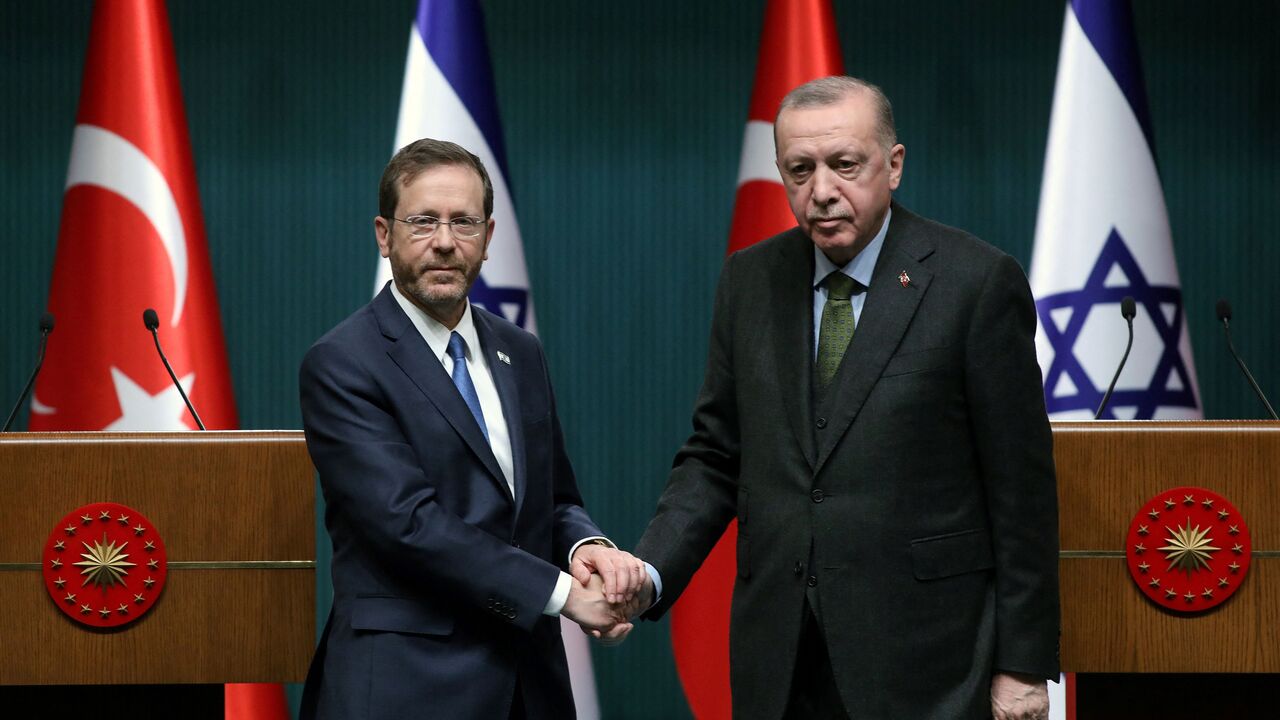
left=561, top=545, right=652, bottom=644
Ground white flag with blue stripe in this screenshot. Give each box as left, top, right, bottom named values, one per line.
left=1032, top=2, right=1201, bottom=717
left=1030, top=0, right=1201, bottom=424
left=379, top=2, right=599, bottom=717
left=377, top=0, right=537, bottom=334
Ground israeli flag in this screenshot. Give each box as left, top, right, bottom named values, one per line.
left=377, top=0, right=536, bottom=335
left=378, top=2, right=598, bottom=717
left=1030, top=0, right=1201, bottom=422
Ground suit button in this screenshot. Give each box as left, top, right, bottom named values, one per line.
left=807, top=575, right=818, bottom=587
left=811, top=489, right=825, bottom=503
left=506, top=609, right=517, bottom=619
left=816, top=417, right=827, bottom=429
left=793, top=561, right=804, bottom=576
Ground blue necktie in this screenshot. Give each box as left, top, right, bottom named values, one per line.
left=447, top=332, right=488, bottom=442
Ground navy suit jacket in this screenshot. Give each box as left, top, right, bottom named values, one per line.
left=298, top=285, right=602, bottom=720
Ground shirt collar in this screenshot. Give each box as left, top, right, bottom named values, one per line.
left=812, top=206, right=892, bottom=290
left=389, top=282, right=481, bottom=364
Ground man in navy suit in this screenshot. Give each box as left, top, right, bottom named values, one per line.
left=298, top=139, right=644, bottom=720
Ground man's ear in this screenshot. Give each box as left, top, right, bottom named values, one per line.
left=482, top=217, right=495, bottom=261
left=888, top=144, right=905, bottom=191
left=374, top=216, right=392, bottom=259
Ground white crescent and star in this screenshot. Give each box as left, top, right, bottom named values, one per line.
left=65, top=124, right=189, bottom=327
left=104, top=367, right=197, bottom=431
left=736, top=120, right=781, bottom=186
left=36, top=125, right=193, bottom=425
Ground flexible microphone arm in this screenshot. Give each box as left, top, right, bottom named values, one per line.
left=1095, top=296, right=1136, bottom=420
left=143, top=308, right=206, bottom=430
left=3, top=313, right=55, bottom=432
left=1216, top=300, right=1278, bottom=420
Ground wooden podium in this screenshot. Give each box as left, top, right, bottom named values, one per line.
left=0, top=431, right=315, bottom=686
left=1056, top=421, right=1280, bottom=672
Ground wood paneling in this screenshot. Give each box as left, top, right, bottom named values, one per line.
left=0, top=432, right=314, bottom=685
left=1055, top=421, right=1280, bottom=672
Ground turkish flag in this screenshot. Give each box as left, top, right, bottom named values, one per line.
left=30, top=2, right=284, bottom=718
left=670, top=1, right=843, bottom=717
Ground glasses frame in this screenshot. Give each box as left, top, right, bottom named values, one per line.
left=388, top=214, right=487, bottom=239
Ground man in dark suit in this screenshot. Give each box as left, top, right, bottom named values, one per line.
left=633, top=77, right=1059, bottom=719
left=298, top=138, right=645, bottom=720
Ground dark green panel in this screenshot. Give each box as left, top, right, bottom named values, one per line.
left=1137, top=0, right=1280, bottom=419
left=3, top=2, right=1279, bottom=718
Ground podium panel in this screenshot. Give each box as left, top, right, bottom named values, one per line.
left=0, top=431, right=315, bottom=685
left=1055, top=421, right=1280, bottom=672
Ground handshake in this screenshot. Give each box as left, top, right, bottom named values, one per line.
left=560, top=543, right=654, bottom=644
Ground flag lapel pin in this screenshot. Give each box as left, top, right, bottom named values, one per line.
left=898, top=270, right=911, bottom=288
left=496, top=351, right=511, bottom=365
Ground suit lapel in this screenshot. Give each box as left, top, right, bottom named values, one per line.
left=771, top=230, right=819, bottom=472
left=813, top=209, right=936, bottom=476
left=473, top=309, right=526, bottom=516
left=373, top=288, right=510, bottom=502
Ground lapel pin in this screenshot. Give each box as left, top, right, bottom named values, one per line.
left=496, top=351, right=511, bottom=365
left=898, top=270, right=911, bottom=288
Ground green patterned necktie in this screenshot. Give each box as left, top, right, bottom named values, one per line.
left=816, top=272, right=861, bottom=391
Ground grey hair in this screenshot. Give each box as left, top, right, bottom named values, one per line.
left=776, top=76, right=897, bottom=156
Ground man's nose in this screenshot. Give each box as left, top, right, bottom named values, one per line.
left=430, top=225, right=459, bottom=251
left=811, top=166, right=838, bottom=205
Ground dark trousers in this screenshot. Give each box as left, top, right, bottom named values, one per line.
left=782, top=603, right=850, bottom=720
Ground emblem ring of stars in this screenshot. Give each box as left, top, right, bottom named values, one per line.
left=1133, top=494, right=1243, bottom=604
left=53, top=510, right=161, bottom=618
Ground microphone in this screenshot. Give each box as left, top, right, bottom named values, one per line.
left=142, top=308, right=206, bottom=430
left=1216, top=299, right=1278, bottom=420
left=1095, top=296, right=1136, bottom=419
left=3, top=312, right=55, bottom=432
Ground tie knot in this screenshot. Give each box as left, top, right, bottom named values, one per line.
left=824, top=272, right=860, bottom=300
left=446, top=332, right=468, bottom=362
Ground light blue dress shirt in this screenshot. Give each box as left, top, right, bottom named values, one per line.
left=812, top=207, right=892, bottom=358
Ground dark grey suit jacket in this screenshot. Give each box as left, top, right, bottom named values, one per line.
left=637, top=203, right=1060, bottom=720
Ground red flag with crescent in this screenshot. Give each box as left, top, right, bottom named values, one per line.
left=31, top=0, right=235, bottom=434
left=30, top=2, right=284, bottom=718
left=671, top=1, right=843, bottom=717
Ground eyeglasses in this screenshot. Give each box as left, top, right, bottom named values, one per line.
left=388, top=215, right=486, bottom=239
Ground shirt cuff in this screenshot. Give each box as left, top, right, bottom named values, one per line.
left=643, top=561, right=663, bottom=613
left=567, top=535, right=615, bottom=567
left=543, top=571, right=573, bottom=616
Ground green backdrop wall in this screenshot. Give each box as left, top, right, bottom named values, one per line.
left=2, top=2, right=1277, bottom=717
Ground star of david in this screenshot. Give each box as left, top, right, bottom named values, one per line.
left=469, top=274, right=530, bottom=329
left=1036, top=228, right=1197, bottom=418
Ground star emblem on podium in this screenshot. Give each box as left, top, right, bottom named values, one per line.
left=1036, top=229, right=1198, bottom=418
left=1126, top=487, right=1251, bottom=613
left=43, top=502, right=168, bottom=628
